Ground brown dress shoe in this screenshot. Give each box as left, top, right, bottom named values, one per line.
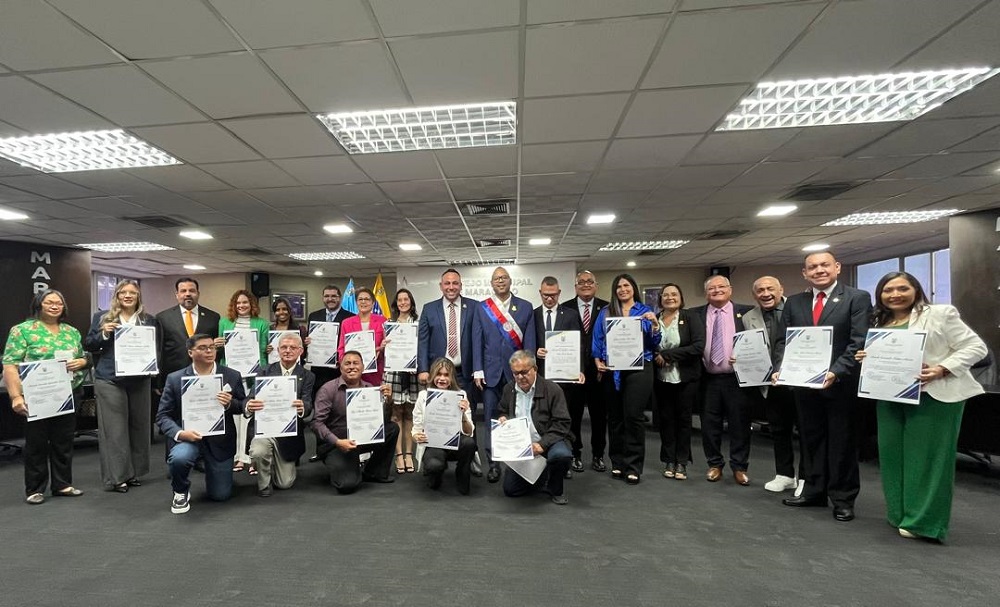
left=733, top=470, right=750, bottom=486
left=706, top=467, right=723, bottom=482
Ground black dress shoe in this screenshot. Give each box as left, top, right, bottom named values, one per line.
left=591, top=457, right=607, bottom=472
left=564, top=469, right=573, bottom=480
left=782, top=495, right=828, bottom=507
left=833, top=507, right=855, bottom=522
left=571, top=458, right=585, bottom=473
left=486, top=465, right=501, bottom=483
left=257, top=485, right=272, bottom=497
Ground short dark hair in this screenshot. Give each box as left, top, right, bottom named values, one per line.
left=186, top=333, right=214, bottom=350
left=175, top=277, right=199, bottom=291
left=29, top=289, right=68, bottom=323
left=441, top=268, right=461, bottom=278
left=540, top=276, right=559, bottom=287
left=660, top=283, right=685, bottom=310
left=323, top=285, right=342, bottom=296
left=341, top=350, right=363, bottom=363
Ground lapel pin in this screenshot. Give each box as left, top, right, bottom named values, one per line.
left=832, top=298, right=840, bottom=303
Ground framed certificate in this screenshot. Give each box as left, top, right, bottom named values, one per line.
left=777, top=327, right=833, bottom=389
left=19, top=359, right=75, bottom=421
left=423, top=389, right=464, bottom=450
left=383, top=322, right=418, bottom=372
left=307, top=322, right=339, bottom=368
left=545, top=330, right=581, bottom=382
left=858, top=329, right=927, bottom=405
left=346, top=387, right=385, bottom=445
left=253, top=375, right=299, bottom=438
left=605, top=317, right=644, bottom=370
left=490, top=417, right=534, bottom=462
left=344, top=330, right=377, bottom=374
left=224, top=329, right=261, bottom=378
left=181, top=374, right=226, bottom=436
left=114, top=325, right=159, bottom=376
left=732, top=329, right=773, bottom=387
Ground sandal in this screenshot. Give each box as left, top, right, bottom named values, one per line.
left=404, top=452, right=415, bottom=473
left=112, top=482, right=129, bottom=493
left=26, top=492, right=45, bottom=505
left=248, top=466, right=258, bottom=476
left=233, top=463, right=245, bottom=473
left=55, top=487, right=84, bottom=497
left=125, top=478, right=141, bottom=487
left=395, top=453, right=406, bottom=475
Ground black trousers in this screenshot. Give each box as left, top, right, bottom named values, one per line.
left=794, top=382, right=860, bottom=509
left=23, top=390, right=79, bottom=496
left=764, top=385, right=803, bottom=479
left=605, top=361, right=653, bottom=476
left=700, top=373, right=752, bottom=471
left=321, top=421, right=400, bottom=494
left=565, top=371, right=608, bottom=459
left=654, top=379, right=697, bottom=465
left=422, top=435, right=477, bottom=494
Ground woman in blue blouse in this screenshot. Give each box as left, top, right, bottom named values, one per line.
left=592, top=273, right=660, bottom=484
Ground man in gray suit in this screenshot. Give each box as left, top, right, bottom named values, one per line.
left=773, top=252, right=872, bottom=522
left=740, top=276, right=801, bottom=493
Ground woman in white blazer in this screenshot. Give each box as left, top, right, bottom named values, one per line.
left=412, top=357, right=476, bottom=494
left=857, top=272, right=986, bottom=542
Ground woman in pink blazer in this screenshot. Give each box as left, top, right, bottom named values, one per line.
left=337, top=287, right=387, bottom=386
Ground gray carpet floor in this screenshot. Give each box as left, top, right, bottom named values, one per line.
left=1, top=421, right=998, bottom=607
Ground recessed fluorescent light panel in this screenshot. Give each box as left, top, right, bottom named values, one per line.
left=399, top=243, right=423, bottom=251
left=78, top=242, right=176, bottom=252
left=757, top=204, right=798, bottom=217
left=529, top=238, right=551, bottom=246
left=626, top=261, right=637, bottom=268
left=822, top=209, right=962, bottom=226
left=313, top=270, right=324, bottom=276
left=599, top=240, right=689, bottom=252
left=183, top=264, right=206, bottom=270
left=323, top=223, right=353, bottom=234
left=587, top=214, right=616, bottom=225
left=179, top=230, right=212, bottom=240
left=0, top=208, right=29, bottom=220
left=802, top=243, right=830, bottom=252
left=318, top=101, right=517, bottom=154
left=717, top=68, right=1000, bottom=131
left=0, top=129, right=181, bottom=173
left=288, top=252, right=365, bottom=261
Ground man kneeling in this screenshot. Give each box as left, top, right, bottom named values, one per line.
left=497, top=350, right=573, bottom=505
left=310, top=350, right=398, bottom=493
left=246, top=333, right=315, bottom=497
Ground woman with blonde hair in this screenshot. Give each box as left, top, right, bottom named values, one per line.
left=412, top=357, right=476, bottom=494
left=84, top=279, right=159, bottom=493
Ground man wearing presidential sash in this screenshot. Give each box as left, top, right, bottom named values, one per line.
left=473, top=267, right=537, bottom=483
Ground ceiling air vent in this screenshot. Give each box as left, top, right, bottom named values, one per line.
left=477, top=238, right=512, bottom=247
left=126, top=215, right=186, bottom=229
left=464, top=200, right=510, bottom=216
left=274, top=260, right=307, bottom=267
left=229, top=247, right=273, bottom=258
left=698, top=230, right=750, bottom=240
left=449, top=258, right=516, bottom=266
left=783, top=182, right=859, bottom=201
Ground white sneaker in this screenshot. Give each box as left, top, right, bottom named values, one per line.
left=764, top=475, right=797, bottom=492
left=171, top=491, right=190, bottom=514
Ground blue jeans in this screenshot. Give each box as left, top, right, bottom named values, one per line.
left=503, top=439, right=573, bottom=497
left=168, top=441, right=233, bottom=501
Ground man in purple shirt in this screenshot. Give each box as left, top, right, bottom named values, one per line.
left=690, top=275, right=755, bottom=485
left=310, top=350, right=398, bottom=493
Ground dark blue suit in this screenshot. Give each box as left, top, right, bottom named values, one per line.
left=156, top=364, right=247, bottom=500
left=472, top=295, right=536, bottom=463
left=417, top=296, right=477, bottom=391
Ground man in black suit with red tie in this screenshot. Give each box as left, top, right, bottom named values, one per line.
left=534, top=277, right=583, bottom=476
left=774, top=251, right=872, bottom=522
left=560, top=271, right=610, bottom=473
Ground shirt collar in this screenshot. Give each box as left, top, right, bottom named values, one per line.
left=812, top=282, right=838, bottom=298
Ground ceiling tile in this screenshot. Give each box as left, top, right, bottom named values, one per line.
left=683, top=130, right=800, bottom=165
left=142, top=54, right=301, bottom=119
left=436, top=146, right=516, bottom=178
left=0, top=183, right=48, bottom=203
left=948, top=125, right=1000, bottom=153
left=0, top=175, right=98, bottom=199
left=724, top=159, right=836, bottom=188
left=209, top=0, right=376, bottom=48
left=809, top=156, right=917, bottom=182
left=883, top=152, right=1000, bottom=180
left=447, top=176, right=516, bottom=200
left=618, top=85, right=748, bottom=137
left=378, top=180, right=451, bottom=203
left=525, top=18, right=667, bottom=97
left=354, top=151, right=441, bottom=182
left=261, top=43, right=407, bottom=113
left=48, top=0, right=243, bottom=59
left=391, top=30, right=518, bottom=105
left=587, top=170, right=664, bottom=194
left=522, top=94, right=630, bottom=144
left=372, top=0, right=519, bottom=36
left=125, top=165, right=231, bottom=192
left=131, top=123, right=260, bottom=163
left=520, top=172, right=590, bottom=196
left=0, top=0, right=122, bottom=70
left=768, top=123, right=900, bottom=162
left=522, top=142, right=607, bottom=173
left=662, top=164, right=751, bottom=189
left=0, top=76, right=111, bottom=132
left=199, top=161, right=299, bottom=189
left=853, top=117, right=1000, bottom=157
left=900, top=1, right=1000, bottom=70
left=644, top=3, right=821, bottom=88
left=528, top=0, right=676, bottom=24
left=272, top=157, right=367, bottom=186
left=221, top=115, right=342, bottom=159
left=603, top=135, right=702, bottom=170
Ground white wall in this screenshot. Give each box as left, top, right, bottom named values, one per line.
left=397, top=263, right=577, bottom=309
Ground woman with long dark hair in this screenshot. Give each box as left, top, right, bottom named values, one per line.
left=84, top=279, right=158, bottom=493
left=592, top=273, right=660, bottom=484
left=269, top=297, right=307, bottom=362
left=857, top=271, right=986, bottom=541
left=653, top=283, right=705, bottom=481
left=386, top=288, right=419, bottom=473
left=3, top=289, right=90, bottom=504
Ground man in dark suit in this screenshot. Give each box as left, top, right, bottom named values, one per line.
left=155, top=334, right=247, bottom=514
left=561, top=270, right=610, bottom=472
left=155, top=277, right=221, bottom=389
left=416, top=268, right=478, bottom=396
left=305, top=284, right=355, bottom=461
left=473, top=266, right=536, bottom=483
left=534, top=276, right=583, bottom=476
left=246, top=333, right=315, bottom=497
left=774, top=251, right=872, bottom=522
left=691, top=274, right=755, bottom=486
left=497, top=350, right=574, bottom=505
